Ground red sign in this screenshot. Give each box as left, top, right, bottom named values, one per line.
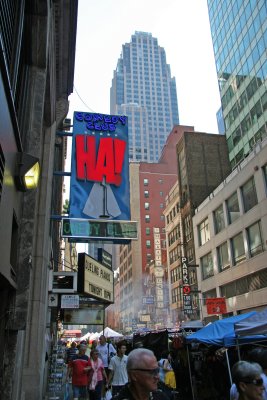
left=183, top=285, right=191, bottom=295
left=206, top=298, right=227, bottom=315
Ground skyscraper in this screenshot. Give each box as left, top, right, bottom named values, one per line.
left=110, top=31, right=179, bottom=162
left=207, top=0, right=267, bottom=169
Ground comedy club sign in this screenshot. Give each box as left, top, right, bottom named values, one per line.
left=69, top=112, right=130, bottom=221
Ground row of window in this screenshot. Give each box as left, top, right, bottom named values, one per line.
left=225, top=91, right=267, bottom=146
left=145, top=214, right=165, bottom=223
left=201, top=220, right=264, bottom=280
left=168, top=226, right=181, bottom=246
left=143, top=178, right=163, bottom=185
left=166, top=202, right=179, bottom=224
left=144, top=202, right=164, bottom=210
left=198, top=175, right=259, bottom=246
left=203, top=267, right=267, bottom=300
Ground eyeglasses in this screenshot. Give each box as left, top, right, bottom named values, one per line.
left=242, top=378, right=264, bottom=387
left=130, top=368, right=160, bottom=377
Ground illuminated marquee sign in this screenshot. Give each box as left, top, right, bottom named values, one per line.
left=69, top=112, right=130, bottom=221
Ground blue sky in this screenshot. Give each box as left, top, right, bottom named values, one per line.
left=68, top=0, right=221, bottom=134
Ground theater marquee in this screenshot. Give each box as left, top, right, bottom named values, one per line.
left=78, top=253, right=114, bottom=303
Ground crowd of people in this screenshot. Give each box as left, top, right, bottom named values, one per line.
left=62, top=333, right=267, bottom=400
left=63, top=334, right=179, bottom=400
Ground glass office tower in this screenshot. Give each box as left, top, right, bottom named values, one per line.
left=110, top=32, right=179, bottom=162
left=207, top=0, right=267, bottom=168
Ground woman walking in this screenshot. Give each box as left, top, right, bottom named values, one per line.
left=88, top=349, right=107, bottom=400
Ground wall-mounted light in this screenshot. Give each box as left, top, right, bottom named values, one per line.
left=15, top=152, right=40, bottom=191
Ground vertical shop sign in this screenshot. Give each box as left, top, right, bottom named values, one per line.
left=181, top=256, right=193, bottom=315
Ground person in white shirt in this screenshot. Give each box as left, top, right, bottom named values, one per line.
left=96, top=335, right=116, bottom=371
left=106, top=340, right=128, bottom=397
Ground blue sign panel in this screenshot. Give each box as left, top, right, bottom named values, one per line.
left=69, top=112, right=130, bottom=220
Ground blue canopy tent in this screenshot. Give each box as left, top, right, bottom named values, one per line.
left=234, top=308, right=267, bottom=337
left=186, top=312, right=257, bottom=346
left=186, top=310, right=267, bottom=347
left=185, top=311, right=267, bottom=397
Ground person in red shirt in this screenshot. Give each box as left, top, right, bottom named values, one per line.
left=68, top=344, right=91, bottom=400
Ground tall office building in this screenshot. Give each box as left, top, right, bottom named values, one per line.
left=110, top=31, right=179, bottom=162
left=207, top=0, right=267, bottom=168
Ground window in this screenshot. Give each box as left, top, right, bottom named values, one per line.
left=144, top=190, right=149, bottom=198
left=202, top=289, right=217, bottom=305
left=146, top=254, right=152, bottom=263
left=263, top=164, right=267, bottom=190
left=227, top=192, right=240, bottom=224
left=160, top=191, right=163, bottom=196
left=145, top=202, right=150, bottom=210
left=145, top=227, right=150, bottom=235
left=146, top=240, right=151, bottom=248
left=160, top=203, right=164, bottom=208
left=187, top=247, right=194, bottom=263
left=145, top=215, right=150, bottom=222
left=220, top=268, right=267, bottom=299
left=247, top=221, right=264, bottom=257
left=198, top=217, right=210, bottom=246
left=144, top=178, right=148, bottom=186
left=214, top=204, right=225, bottom=234
left=241, top=177, right=258, bottom=212
left=231, top=232, right=246, bottom=265
left=201, top=252, right=214, bottom=280
left=217, top=242, right=230, bottom=272
left=184, top=215, right=192, bottom=241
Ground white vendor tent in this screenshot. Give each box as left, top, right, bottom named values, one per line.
left=100, top=327, right=123, bottom=338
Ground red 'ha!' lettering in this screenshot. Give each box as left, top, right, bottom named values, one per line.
left=76, top=135, right=126, bottom=186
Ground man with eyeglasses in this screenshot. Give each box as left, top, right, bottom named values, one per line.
left=231, top=360, right=265, bottom=400
left=230, top=349, right=267, bottom=400
left=111, top=348, right=169, bottom=400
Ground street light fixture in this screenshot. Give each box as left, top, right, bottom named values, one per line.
left=15, top=152, right=40, bottom=191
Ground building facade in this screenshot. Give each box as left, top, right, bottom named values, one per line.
left=207, top=0, right=267, bottom=168
left=116, top=126, right=193, bottom=330
left=0, top=1, right=77, bottom=399
left=164, top=131, right=232, bottom=324
left=110, top=31, right=179, bottom=162
left=193, top=137, right=267, bottom=322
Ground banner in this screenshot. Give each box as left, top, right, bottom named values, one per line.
left=69, top=112, right=130, bottom=220
left=206, top=297, right=227, bottom=315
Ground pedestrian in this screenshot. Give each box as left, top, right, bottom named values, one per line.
left=230, top=348, right=267, bottom=400
left=88, top=349, right=107, bottom=400
left=112, top=348, right=169, bottom=400
left=231, top=360, right=264, bottom=400
left=106, top=340, right=128, bottom=396
left=65, top=341, right=78, bottom=364
left=158, top=350, right=169, bottom=384
left=67, top=343, right=91, bottom=400
left=96, top=335, right=116, bottom=374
